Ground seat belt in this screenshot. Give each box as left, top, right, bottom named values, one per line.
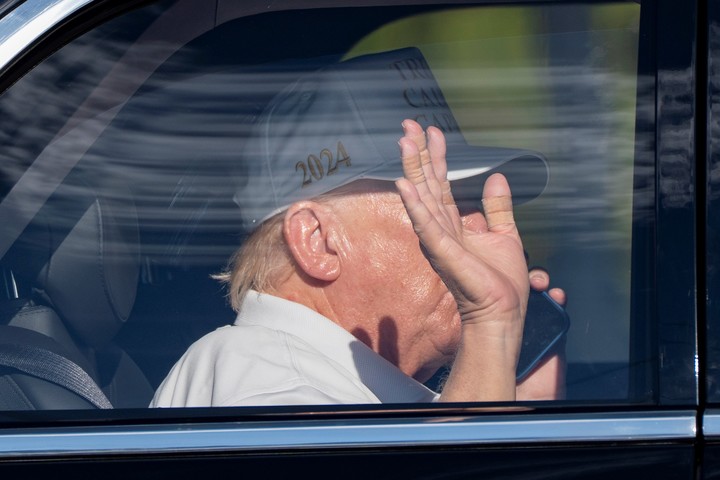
left=0, top=343, right=113, bottom=409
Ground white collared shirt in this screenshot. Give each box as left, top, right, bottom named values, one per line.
left=151, top=291, right=439, bottom=407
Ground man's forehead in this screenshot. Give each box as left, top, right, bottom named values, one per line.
left=320, top=179, right=407, bottom=220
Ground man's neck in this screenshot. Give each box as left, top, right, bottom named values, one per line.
left=273, top=278, right=440, bottom=383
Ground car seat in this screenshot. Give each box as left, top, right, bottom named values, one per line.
left=0, top=179, right=153, bottom=409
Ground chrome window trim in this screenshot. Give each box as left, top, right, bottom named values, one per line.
left=0, top=0, right=93, bottom=70
left=703, top=410, right=720, bottom=438
left=0, top=411, right=697, bottom=458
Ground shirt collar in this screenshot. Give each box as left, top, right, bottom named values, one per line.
left=235, top=291, right=438, bottom=403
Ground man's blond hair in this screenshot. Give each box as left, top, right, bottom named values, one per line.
left=214, top=212, right=290, bottom=312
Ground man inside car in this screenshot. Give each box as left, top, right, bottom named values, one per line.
left=151, top=48, right=565, bottom=407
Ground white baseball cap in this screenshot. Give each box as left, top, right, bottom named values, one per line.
left=235, top=47, right=548, bottom=229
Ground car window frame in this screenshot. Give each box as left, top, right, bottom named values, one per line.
left=0, top=0, right=703, bottom=463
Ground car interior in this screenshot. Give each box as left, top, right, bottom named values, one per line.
left=0, top=0, right=649, bottom=410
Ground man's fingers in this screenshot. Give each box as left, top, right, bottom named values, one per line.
left=482, top=174, right=516, bottom=232
left=427, top=126, right=453, bottom=204
left=426, top=126, right=462, bottom=233
left=396, top=178, right=456, bottom=257
left=399, top=137, right=427, bottom=186
left=548, top=288, right=567, bottom=307
left=399, top=133, right=444, bottom=220
left=402, top=119, right=428, bottom=156
left=402, top=120, right=444, bottom=201
left=427, top=126, right=449, bottom=180
left=396, top=177, right=479, bottom=288
left=528, top=268, right=566, bottom=306
left=529, top=268, right=550, bottom=291
left=482, top=196, right=514, bottom=229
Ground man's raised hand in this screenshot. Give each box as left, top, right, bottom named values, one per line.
left=395, top=119, right=530, bottom=401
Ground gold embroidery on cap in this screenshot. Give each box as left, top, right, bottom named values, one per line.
left=296, top=141, right=352, bottom=188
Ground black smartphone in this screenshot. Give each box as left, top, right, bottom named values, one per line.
left=516, top=290, right=570, bottom=381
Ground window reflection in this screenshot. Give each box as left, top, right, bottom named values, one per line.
left=0, top=1, right=647, bottom=409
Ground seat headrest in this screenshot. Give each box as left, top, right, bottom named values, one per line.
left=32, top=185, right=140, bottom=348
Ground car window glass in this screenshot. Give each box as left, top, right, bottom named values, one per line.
left=344, top=4, right=643, bottom=400
left=706, top=0, right=720, bottom=404
left=0, top=0, right=651, bottom=413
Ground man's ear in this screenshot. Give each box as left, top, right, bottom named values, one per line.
left=283, top=201, right=341, bottom=282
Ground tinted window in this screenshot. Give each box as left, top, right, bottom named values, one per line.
left=707, top=0, right=720, bottom=404
left=0, top=0, right=650, bottom=412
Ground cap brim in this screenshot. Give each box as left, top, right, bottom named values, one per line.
left=362, top=144, right=548, bottom=209
left=448, top=146, right=549, bottom=209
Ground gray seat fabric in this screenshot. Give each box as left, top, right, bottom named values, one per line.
left=0, top=325, right=104, bottom=410
left=0, top=181, right=153, bottom=409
